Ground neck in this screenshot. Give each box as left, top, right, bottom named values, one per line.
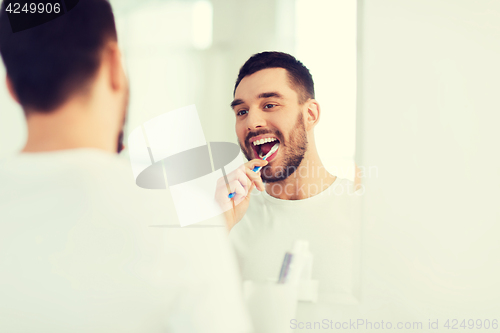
left=21, top=99, right=117, bottom=154
left=265, top=147, right=336, bottom=200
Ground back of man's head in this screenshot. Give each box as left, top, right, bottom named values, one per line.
left=0, top=0, right=117, bottom=114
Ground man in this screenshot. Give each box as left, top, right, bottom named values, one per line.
left=0, top=1, right=250, bottom=332
left=216, top=52, right=360, bottom=302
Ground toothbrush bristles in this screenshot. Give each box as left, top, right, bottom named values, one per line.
left=263, top=143, right=280, bottom=160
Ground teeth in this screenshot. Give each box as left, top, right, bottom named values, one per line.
left=252, top=137, right=277, bottom=146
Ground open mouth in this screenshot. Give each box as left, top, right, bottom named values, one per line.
left=251, top=137, right=280, bottom=161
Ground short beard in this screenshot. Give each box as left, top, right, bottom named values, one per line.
left=239, top=112, right=308, bottom=183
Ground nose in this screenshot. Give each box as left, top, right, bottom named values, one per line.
left=246, top=108, right=266, bottom=131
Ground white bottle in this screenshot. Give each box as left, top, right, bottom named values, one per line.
left=287, top=240, right=318, bottom=302
left=287, top=240, right=312, bottom=285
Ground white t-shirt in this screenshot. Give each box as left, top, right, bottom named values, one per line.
left=230, top=177, right=361, bottom=304
left=0, top=149, right=251, bottom=333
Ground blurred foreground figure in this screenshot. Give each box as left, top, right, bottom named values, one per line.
left=0, top=1, right=251, bottom=332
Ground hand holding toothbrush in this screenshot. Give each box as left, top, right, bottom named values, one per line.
left=214, top=158, right=268, bottom=231
left=228, top=142, right=279, bottom=198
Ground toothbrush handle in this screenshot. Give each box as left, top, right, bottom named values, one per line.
left=252, top=165, right=263, bottom=172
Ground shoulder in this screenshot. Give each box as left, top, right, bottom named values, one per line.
left=0, top=149, right=175, bottom=224
left=324, top=178, right=362, bottom=211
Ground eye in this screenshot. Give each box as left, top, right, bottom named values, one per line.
left=237, top=109, right=248, bottom=116
left=264, top=104, right=276, bottom=109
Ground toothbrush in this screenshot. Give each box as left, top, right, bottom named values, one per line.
left=228, top=143, right=279, bottom=199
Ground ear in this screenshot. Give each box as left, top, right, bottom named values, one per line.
left=103, top=41, right=126, bottom=93
left=304, top=99, right=320, bottom=130
left=6, top=75, right=20, bottom=104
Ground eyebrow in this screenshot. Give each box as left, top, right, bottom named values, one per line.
left=230, top=99, right=244, bottom=108
left=230, top=92, right=284, bottom=109
left=258, top=92, right=284, bottom=99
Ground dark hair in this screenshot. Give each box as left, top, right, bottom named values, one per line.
left=234, top=51, right=315, bottom=104
left=0, top=0, right=117, bottom=113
